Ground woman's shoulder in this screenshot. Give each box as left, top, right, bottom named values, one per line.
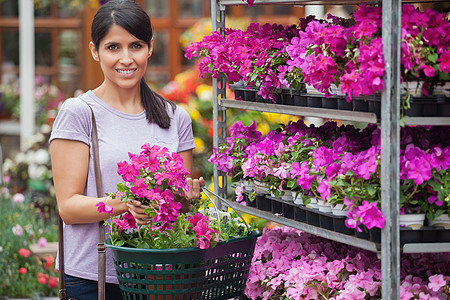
left=169, top=102, right=190, bottom=119
left=60, top=94, right=93, bottom=115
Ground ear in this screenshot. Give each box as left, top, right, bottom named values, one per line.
left=89, top=41, right=100, bottom=62
left=148, top=38, right=154, bottom=58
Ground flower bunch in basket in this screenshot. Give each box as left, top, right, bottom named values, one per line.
left=98, top=143, right=254, bottom=250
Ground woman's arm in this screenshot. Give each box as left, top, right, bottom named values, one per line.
left=50, top=139, right=127, bottom=225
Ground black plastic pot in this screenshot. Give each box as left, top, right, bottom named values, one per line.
left=337, top=98, right=352, bottom=111
left=305, top=208, right=320, bottom=226
left=319, top=214, right=334, bottom=230
left=333, top=218, right=355, bottom=236
left=352, top=97, right=369, bottom=112
left=245, top=193, right=256, bottom=207
left=294, top=94, right=308, bottom=106
left=321, top=97, right=338, bottom=109
left=245, top=89, right=257, bottom=102
left=294, top=206, right=307, bottom=222
left=282, top=203, right=295, bottom=219
left=437, top=95, right=450, bottom=116
left=367, top=94, right=381, bottom=118
left=307, top=95, right=322, bottom=108
left=255, top=194, right=271, bottom=211
left=271, top=199, right=283, bottom=214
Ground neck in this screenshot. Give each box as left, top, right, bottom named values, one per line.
left=93, top=82, right=144, bottom=114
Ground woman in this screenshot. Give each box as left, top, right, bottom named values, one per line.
left=50, top=0, right=204, bottom=298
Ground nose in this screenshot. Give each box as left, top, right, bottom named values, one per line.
left=119, top=49, right=133, bottom=65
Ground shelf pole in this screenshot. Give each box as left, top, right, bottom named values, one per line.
left=19, top=0, right=36, bottom=150
left=381, top=0, right=401, bottom=299
left=211, top=1, right=228, bottom=208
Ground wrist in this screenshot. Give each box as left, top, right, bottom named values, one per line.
left=106, top=196, right=128, bottom=215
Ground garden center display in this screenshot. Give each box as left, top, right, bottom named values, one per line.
left=185, top=1, right=450, bottom=299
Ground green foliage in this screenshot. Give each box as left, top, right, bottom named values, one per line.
left=106, top=195, right=257, bottom=250
left=0, top=189, right=58, bottom=297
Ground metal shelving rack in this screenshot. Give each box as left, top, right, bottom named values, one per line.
left=210, top=1, right=450, bottom=299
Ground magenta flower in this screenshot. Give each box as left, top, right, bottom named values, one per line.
left=317, top=179, right=331, bottom=200
left=96, top=201, right=113, bottom=215
left=356, top=201, right=385, bottom=229
left=117, top=161, right=139, bottom=182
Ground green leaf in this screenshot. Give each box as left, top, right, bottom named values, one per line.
left=427, top=53, right=438, bottom=63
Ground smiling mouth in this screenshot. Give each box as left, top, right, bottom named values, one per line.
left=117, top=69, right=136, bottom=74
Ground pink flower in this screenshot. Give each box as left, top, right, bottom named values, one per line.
left=38, top=237, right=47, bottom=248
left=117, top=161, right=139, bottom=182
left=12, top=224, right=23, bottom=236
left=13, top=193, right=25, bottom=203
left=317, top=179, right=331, bottom=200
left=18, top=267, right=27, bottom=275
left=235, top=182, right=245, bottom=204
left=19, top=248, right=31, bottom=258
left=356, top=201, right=385, bottom=229
left=96, top=201, right=113, bottom=214
left=427, top=274, right=446, bottom=292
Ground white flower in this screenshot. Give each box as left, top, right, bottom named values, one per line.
left=28, top=164, right=47, bottom=179
left=15, top=152, right=27, bottom=164
left=26, top=150, right=36, bottom=164
left=2, top=158, right=14, bottom=172
left=34, top=149, right=50, bottom=165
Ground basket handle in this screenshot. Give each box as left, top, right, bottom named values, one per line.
left=201, top=186, right=251, bottom=234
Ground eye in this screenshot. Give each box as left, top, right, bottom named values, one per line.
left=131, top=43, right=143, bottom=49
left=107, top=44, right=118, bottom=50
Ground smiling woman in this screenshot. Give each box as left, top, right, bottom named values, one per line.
left=49, top=0, right=204, bottom=299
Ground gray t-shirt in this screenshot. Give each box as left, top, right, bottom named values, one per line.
left=49, top=90, right=195, bottom=283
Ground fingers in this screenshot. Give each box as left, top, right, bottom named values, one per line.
left=127, top=200, right=151, bottom=225
left=186, top=177, right=205, bottom=200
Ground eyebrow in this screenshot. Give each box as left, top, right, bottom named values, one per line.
left=103, top=40, right=146, bottom=46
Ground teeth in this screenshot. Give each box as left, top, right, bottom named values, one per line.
left=117, top=69, right=135, bottom=74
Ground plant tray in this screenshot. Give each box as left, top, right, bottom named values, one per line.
left=105, top=232, right=261, bottom=300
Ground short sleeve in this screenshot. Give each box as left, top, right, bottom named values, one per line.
left=175, top=105, right=196, bottom=153
left=49, top=97, right=92, bottom=145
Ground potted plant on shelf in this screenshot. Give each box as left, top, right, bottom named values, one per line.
left=100, top=143, right=260, bottom=298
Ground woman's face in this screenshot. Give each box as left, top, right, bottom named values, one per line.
left=90, top=24, right=153, bottom=91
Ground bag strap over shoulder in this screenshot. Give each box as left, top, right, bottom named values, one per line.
left=88, top=104, right=107, bottom=300
left=58, top=100, right=106, bottom=300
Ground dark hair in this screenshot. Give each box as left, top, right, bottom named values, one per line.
left=91, top=0, right=175, bottom=129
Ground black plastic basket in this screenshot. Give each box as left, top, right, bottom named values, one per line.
left=106, top=232, right=260, bottom=300
left=106, top=187, right=260, bottom=299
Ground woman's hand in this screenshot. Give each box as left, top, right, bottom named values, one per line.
left=178, top=177, right=205, bottom=213
left=126, top=200, right=151, bottom=225
left=186, top=177, right=205, bottom=201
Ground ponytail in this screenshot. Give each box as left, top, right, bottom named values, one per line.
left=140, top=78, right=176, bottom=129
